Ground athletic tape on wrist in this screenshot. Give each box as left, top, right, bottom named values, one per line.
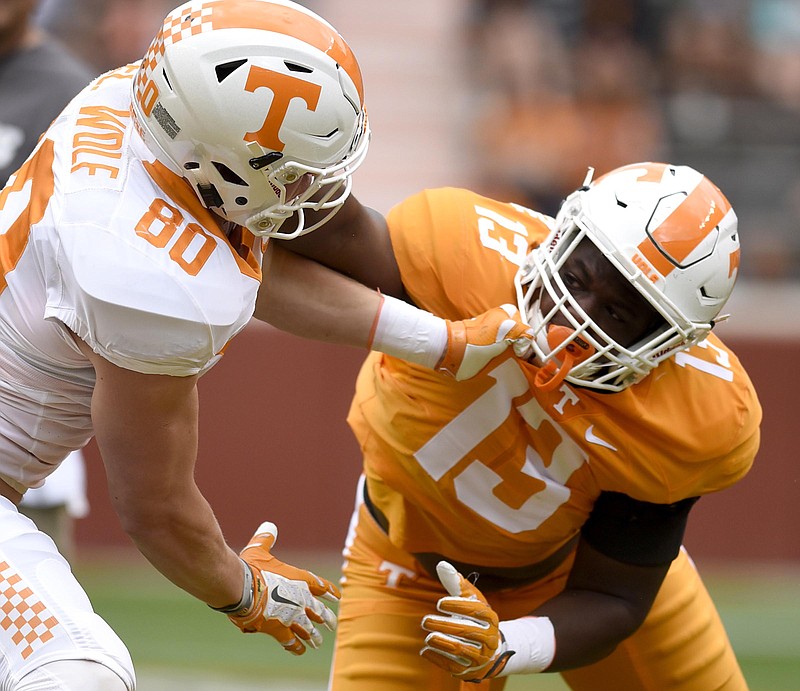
left=497, top=616, right=556, bottom=675
left=369, top=294, right=448, bottom=370
left=209, top=558, right=254, bottom=615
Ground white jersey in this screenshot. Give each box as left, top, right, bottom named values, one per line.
left=0, top=64, right=263, bottom=492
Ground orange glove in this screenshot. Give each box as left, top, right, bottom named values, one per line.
left=420, top=561, right=514, bottom=681
left=220, top=522, right=340, bottom=655
left=438, top=304, right=533, bottom=380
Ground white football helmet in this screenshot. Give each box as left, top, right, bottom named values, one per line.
left=131, top=0, right=369, bottom=238
left=515, top=162, right=740, bottom=392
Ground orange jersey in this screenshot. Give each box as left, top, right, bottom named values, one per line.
left=347, top=188, right=761, bottom=568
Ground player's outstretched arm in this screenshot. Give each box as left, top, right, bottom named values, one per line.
left=79, top=342, right=249, bottom=611
left=256, top=196, right=532, bottom=380
left=80, top=341, right=339, bottom=652
left=274, top=194, right=406, bottom=298
left=257, top=244, right=532, bottom=380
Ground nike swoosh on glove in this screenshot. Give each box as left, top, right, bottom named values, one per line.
left=420, top=561, right=514, bottom=681
left=438, top=304, right=533, bottom=381
left=228, top=522, right=340, bottom=655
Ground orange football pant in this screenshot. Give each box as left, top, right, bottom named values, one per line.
left=328, top=502, right=747, bottom=691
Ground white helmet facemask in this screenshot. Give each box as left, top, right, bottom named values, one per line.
left=131, top=0, right=370, bottom=239
left=514, top=163, right=741, bottom=393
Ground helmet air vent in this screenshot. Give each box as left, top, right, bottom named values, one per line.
left=312, top=129, right=340, bottom=140
left=215, top=59, right=248, bottom=83
left=212, top=162, right=248, bottom=186
left=284, top=61, right=313, bottom=73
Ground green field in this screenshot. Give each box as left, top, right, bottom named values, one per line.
left=74, top=550, right=800, bottom=690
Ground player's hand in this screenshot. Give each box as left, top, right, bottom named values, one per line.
left=438, top=304, right=533, bottom=380
left=226, top=522, right=340, bottom=655
left=420, top=561, right=514, bottom=681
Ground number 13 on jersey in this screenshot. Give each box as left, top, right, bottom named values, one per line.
left=414, top=359, right=588, bottom=534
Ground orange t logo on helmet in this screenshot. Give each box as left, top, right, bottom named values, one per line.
left=131, top=0, right=370, bottom=238
left=244, top=67, right=322, bottom=151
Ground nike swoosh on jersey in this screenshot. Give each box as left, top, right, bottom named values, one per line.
left=270, top=587, right=301, bottom=608
left=584, top=425, right=618, bottom=451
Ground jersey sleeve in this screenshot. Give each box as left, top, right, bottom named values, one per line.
left=386, top=188, right=550, bottom=319
left=581, top=335, right=762, bottom=503
left=581, top=492, right=699, bottom=566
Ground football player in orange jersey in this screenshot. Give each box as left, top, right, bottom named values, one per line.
left=259, top=162, right=760, bottom=690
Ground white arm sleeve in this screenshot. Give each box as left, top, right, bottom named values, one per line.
left=498, top=616, right=556, bottom=676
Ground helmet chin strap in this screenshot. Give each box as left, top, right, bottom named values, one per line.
left=182, top=159, right=226, bottom=213
left=534, top=325, right=596, bottom=392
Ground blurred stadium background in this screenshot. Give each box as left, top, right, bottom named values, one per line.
left=30, top=0, right=800, bottom=687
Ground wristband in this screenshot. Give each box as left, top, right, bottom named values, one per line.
left=368, top=294, right=448, bottom=370
left=209, top=558, right=254, bottom=616
left=497, top=616, right=556, bottom=675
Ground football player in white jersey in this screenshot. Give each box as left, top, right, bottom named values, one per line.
left=0, top=1, right=531, bottom=688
